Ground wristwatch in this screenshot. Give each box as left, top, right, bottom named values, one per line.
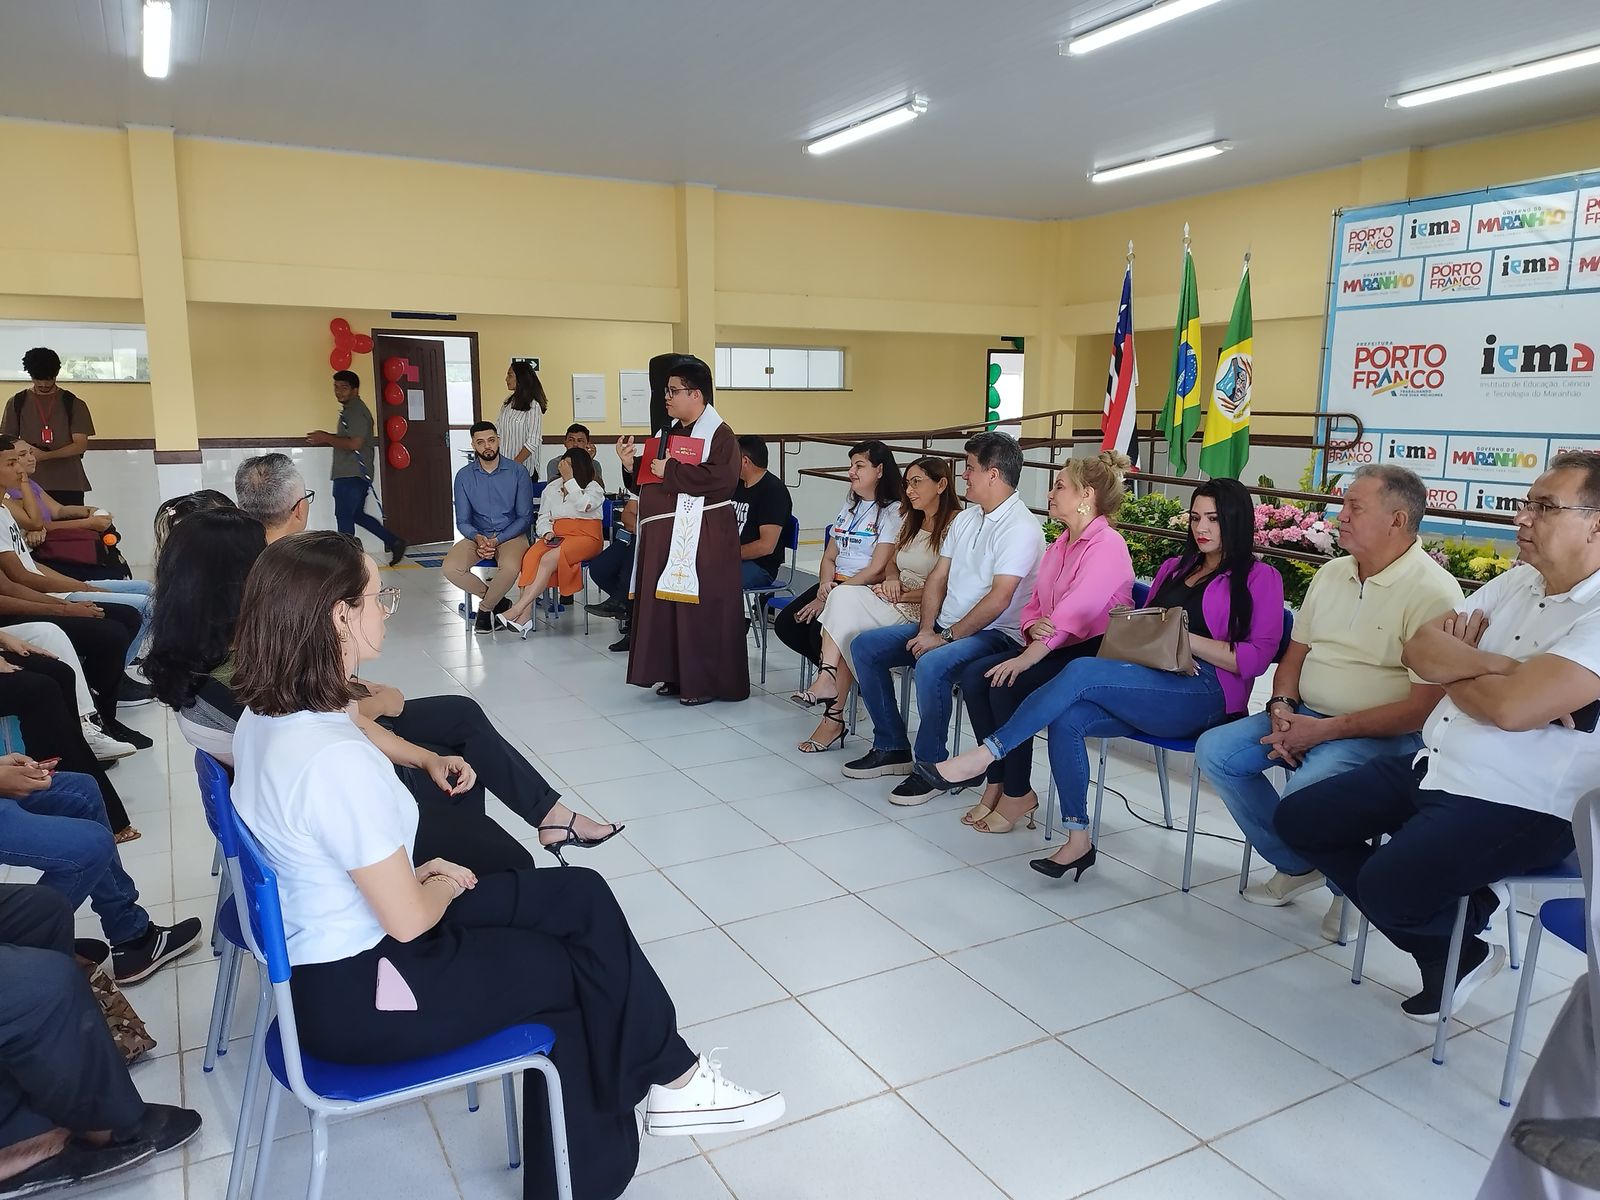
left=940, top=629, right=955, bottom=643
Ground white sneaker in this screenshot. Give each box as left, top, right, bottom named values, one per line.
left=1241, top=869, right=1325, bottom=908
left=82, top=717, right=137, bottom=762
left=642, top=1050, right=784, bottom=1138
left=1320, top=896, right=1351, bottom=942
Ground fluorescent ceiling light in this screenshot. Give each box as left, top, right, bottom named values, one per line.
left=1386, top=42, right=1600, bottom=108
left=1063, top=0, right=1228, bottom=56
left=805, top=98, right=927, bottom=156
left=142, top=0, right=173, bottom=79
left=1090, top=141, right=1231, bottom=183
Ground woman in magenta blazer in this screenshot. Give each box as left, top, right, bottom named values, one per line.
left=956, top=453, right=1134, bottom=834
left=922, top=478, right=1285, bottom=881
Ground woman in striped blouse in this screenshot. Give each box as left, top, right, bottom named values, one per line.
left=496, top=360, right=547, bottom=479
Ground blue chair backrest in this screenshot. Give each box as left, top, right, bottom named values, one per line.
left=601, top=498, right=615, bottom=539
left=230, top=813, right=295, bottom=987
left=1277, top=606, right=1295, bottom=663
left=195, top=749, right=242, bottom=859
left=531, top=480, right=548, bottom=499
left=1132, top=581, right=1150, bottom=606
left=783, top=515, right=800, bottom=553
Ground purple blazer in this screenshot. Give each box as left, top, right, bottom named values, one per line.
left=1147, top=556, right=1286, bottom=713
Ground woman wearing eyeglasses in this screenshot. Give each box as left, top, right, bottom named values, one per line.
left=230, top=532, right=784, bottom=1199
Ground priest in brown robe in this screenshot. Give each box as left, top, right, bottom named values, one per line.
left=618, top=355, right=750, bottom=704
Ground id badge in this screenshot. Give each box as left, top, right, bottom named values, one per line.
left=38, top=424, right=52, bottom=445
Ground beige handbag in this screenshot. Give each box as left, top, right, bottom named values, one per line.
left=1098, top=606, right=1198, bottom=676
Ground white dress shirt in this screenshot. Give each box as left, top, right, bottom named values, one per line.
left=936, top=492, right=1045, bottom=642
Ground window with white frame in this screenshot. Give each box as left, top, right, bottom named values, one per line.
left=0, top=322, right=149, bottom=382
left=714, top=345, right=845, bottom=390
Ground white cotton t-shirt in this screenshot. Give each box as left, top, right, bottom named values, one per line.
left=231, top=708, right=419, bottom=967
left=0, top=504, right=39, bottom=572
left=829, top=498, right=902, bottom=580
left=937, top=493, right=1045, bottom=642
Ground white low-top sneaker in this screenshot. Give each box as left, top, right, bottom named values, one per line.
left=82, top=717, right=137, bottom=762
left=642, top=1050, right=784, bottom=1138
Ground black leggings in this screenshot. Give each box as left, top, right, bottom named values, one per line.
left=291, top=868, right=696, bottom=1200
left=0, top=613, right=134, bottom=724
left=959, top=639, right=1103, bottom=798
left=772, top=582, right=824, bottom=667
left=0, top=654, right=131, bottom=832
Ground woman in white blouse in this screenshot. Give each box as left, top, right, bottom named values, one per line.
left=797, top=457, right=963, bottom=752
left=496, top=360, right=547, bottom=479
left=501, top=448, right=607, bottom=631
left=229, top=532, right=783, bottom=1200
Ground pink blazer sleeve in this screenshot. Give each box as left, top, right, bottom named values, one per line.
left=1045, top=533, right=1135, bottom=649
left=1230, top=561, right=1287, bottom=684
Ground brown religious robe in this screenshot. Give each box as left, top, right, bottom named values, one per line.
left=626, top=416, right=750, bottom=702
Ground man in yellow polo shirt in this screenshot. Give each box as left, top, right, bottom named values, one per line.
left=1196, top=464, right=1462, bottom=938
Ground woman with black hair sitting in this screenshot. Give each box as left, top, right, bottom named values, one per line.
left=501, top=447, right=607, bottom=632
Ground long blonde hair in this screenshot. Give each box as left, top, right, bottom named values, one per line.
left=1060, top=450, right=1131, bottom=519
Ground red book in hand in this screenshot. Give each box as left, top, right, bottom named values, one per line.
left=634, top=435, right=664, bottom=486
left=636, top=434, right=704, bottom=485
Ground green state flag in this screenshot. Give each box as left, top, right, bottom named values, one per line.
left=1200, top=262, right=1253, bottom=480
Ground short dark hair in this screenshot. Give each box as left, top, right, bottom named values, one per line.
left=332, top=370, right=361, bottom=389
left=964, top=431, right=1024, bottom=488
left=1549, top=451, right=1600, bottom=509
left=564, top=447, right=596, bottom=489
left=738, top=435, right=769, bottom=470
left=669, top=355, right=715, bottom=406
left=469, top=420, right=498, bottom=437
left=231, top=531, right=370, bottom=717
left=0, top=436, right=14, bottom=453
left=565, top=423, right=591, bottom=438
left=22, top=348, right=60, bottom=381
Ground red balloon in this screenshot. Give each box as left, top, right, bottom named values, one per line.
left=382, top=357, right=406, bottom=384
left=329, top=317, right=352, bottom=337
left=329, top=347, right=353, bottom=370
left=385, top=415, right=408, bottom=441
left=386, top=442, right=411, bottom=470
left=383, top=381, right=405, bottom=406
left=352, top=333, right=374, bottom=355
left=332, top=327, right=356, bottom=351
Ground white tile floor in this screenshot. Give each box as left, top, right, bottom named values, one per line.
left=13, top=560, right=1589, bottom=1200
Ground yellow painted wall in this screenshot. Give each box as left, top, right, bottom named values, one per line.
left=0, top=294, right=154, bottom=440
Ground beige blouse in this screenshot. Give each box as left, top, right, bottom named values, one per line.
left=893, top=529, right=939, bottom=588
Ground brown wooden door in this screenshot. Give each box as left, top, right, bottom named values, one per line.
left=372, top=335, right=453, bottom=544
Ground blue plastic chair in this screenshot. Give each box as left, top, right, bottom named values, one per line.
left=1501, top=895, right=1587, bottom=1105
left=194, top=753, right=259, bottom=1079
left=213, top=764, right=574, bottom=1200
left=749, top=516, right=803, bottom=685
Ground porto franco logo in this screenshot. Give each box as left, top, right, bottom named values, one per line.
left=1342, top=269, right=1416, bottom=295
left=1351, top=342, right=1446, bottom=393
left=1476, top=204, right=1569, bottom=235
left=1346, top=222, right=1396, bottom=255
left=1428, top=260, right=1483, bottom=293
left=1480, top=334, right=1596, bottom=375
left=1427, top=485, right=1462, bottom=509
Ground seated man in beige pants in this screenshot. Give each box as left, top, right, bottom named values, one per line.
left=444, top=422, right=534, bottom=633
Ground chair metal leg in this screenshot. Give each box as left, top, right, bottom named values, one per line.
left=581, top=570, right=590, bottom=636
left=847, top=685, right=860, bottom=737
left=1506, top=884, right=1521, bottom=969
left=1092, top=739, right=1108, bottom=837
left=1044, top=772, right=1057, bottom=842
left=251, top=1084, right=284, bottom=1198
left=1238, top=840, right=1253, bottom=893
left=211, top=842, right=223, bottom=878
left=307, top=1113, right=330, bottom=1200
left=501, top=1073, right=521, bottom=1169
left=467, top=1081, right=480, bottom=1112
left=1431, top=896, right=1471, bottom=1065
left=529, top=1057, right=575, bottom=1200
left=1501, top=919, right=1545, bottom=1106
left=1154, top=747, right=1174, bottom=829
left=1352, top=915, right=1371, bottom=984
left=1181, top=764, right=1201, bottom=893
left=224, top=975, right=273, bottom=1200
left=897, top=669, right=912, bottom=725
left=216, top=941, right=245, bottom=1054
left=203, top=941, right=237, bottom=1072
left=1336, top=898, right=1351, bottom=946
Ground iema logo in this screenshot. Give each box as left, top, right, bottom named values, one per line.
left=1499, top=253, right=1562, bottom=278
left=1480, top=334, right=1596, bottom=375
left=1387, top=441, right=1437, bottom=462
left=1476, top=205, right=1568, bottom=235
left=1342, top=270, right=1416, bottom=295
left=1410, top=215, right=1461, bottom=239
left=1453, top=447, right=1541, bottom=471
left=1351, top=342, right=1446, bottom=394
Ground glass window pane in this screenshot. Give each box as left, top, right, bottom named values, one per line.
left=730, top=347, right=771, bottom=389
left=0, top=322, right=149, bottom=382
left=808, top=349, right=844, bottom=389
left=714, top=346, right=731, bottom=388
left=768, top=348, right=809, bottom=389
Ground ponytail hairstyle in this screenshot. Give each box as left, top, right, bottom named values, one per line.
left=1059, top=450, right=1131, bottom=520
left=1175, top=477, right=1257, bottom=646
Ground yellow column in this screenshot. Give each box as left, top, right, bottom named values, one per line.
left=125, top=126, right=200, bottom=460
left=1356, top=149, right=1421, bottom=208
left=1023, top=221, right=1064, bottom=436
left=674, top=184, right=716, bottom=364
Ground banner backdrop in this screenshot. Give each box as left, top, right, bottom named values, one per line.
left=1319, top=170, right=1600, bottom=529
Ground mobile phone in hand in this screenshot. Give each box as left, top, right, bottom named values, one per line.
left=38, top=756, right=61, bottom=774
left=1558, top=699, right=1600, bottom=734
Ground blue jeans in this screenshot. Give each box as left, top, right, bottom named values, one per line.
left=332, top=476, right=401, bottom=548
left=0, top=771, right=147, bottom=944
left=850, top=622, right=1018, bottom=762
left=983, top=657, right=1227, bottom=830
left=1195, top=706, right=1423, bottom=877
left=589, top=536, right=635, bottom=602
left=63, top=579, right=152, bottom=667
left=740, top=561, right=776, bottom=591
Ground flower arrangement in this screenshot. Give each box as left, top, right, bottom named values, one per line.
left=1422, top=538, right=1516, bottom=583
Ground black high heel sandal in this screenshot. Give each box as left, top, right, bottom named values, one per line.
left=1030, top=844, right=1097, bottom=882
left=799, top=704, right=848, bottom=753
left=790, top=663, right=839, bottom=709
left=538, top=815, right=626, bottom=865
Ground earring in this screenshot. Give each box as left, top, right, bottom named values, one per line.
left=1076, top=501, right=1092, bottom=516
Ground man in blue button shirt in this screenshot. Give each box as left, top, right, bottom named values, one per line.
left=443, top=422, right=534, bottom=633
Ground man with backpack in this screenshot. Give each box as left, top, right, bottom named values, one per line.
left=2, top=348, right=96, bottom=507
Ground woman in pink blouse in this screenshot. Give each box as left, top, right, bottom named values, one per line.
left=954, top=452, right=1134, bottom=833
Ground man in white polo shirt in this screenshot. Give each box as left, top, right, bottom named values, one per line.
left=843, top=431, right=1044, bottom=803
left=1277, top=451, right=1600, bottom=1028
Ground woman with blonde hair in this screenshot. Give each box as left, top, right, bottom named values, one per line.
left=796, top=456, right=961, bottom=753
left=953, top=451, right=1135, bottom=833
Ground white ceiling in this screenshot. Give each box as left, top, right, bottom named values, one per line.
left=3, top=0, right=1600, bottom=220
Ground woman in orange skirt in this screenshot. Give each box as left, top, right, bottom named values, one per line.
left=501, top=448, right=606, bottom=632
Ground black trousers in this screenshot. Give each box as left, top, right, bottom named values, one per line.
left=0, top=612, right=133, bottom=724
left=772, top=582, right=823, bottom=667
left=958, top=638, right=1103, bottom=797
left=291, top=868, right=696, bottom=1200
left=0, top=656, right=131, bottom=833
left=0, top=884, right=145, bottom=1149
left=1275, top=754, right=1575, bottom=964
left=587, top=538, right=634, bottom=604
left=382, top=695, right=560, bottom=875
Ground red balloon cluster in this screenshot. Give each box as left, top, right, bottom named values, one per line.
left=328, top=317, right=375, bottom=370
left=381, top=355, right=414, bottom=470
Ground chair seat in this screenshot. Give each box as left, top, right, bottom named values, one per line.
left=1125, top=731, right=1200, bottom=753
left=475, top=557, right=496, bottom=568
left=1514, top=852, right=1582, bottom=882
left=216, top=895, right=246, bottom=950
left=765, top=594, right=797, bottom=612
left=264, top=1020, right=556, bottom=1103
left=1539, top=897, right=1587, bottom=955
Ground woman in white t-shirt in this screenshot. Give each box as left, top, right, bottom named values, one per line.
left=229, top=532, right=783, bottom=1200
left=496, top=360, right=547, bottom=480
left=773, top=440, right=903, bottom=701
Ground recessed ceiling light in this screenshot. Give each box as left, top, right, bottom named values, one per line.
left=805, top=98, right=927, bottom=156
left=142, top=0, right=173, bottom=79
left=1090, top=141, right=1232, bottom=183
left=1062, top=0, right=1229, bottom=56
left=1387, top=42, right=1600, bottom=108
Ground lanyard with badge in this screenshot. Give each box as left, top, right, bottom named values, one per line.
left=32, top=391, right=58, bottom=447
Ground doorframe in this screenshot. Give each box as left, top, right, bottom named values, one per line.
left=371, top=327, right=483, bottom=431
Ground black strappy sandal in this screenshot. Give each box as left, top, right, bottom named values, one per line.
left=798, top=703, right=848, bottom=753
left=537, top=815, right=626, bottom=866
left=790, top=663, right=839, bottom=709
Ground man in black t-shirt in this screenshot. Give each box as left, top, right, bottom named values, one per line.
left=732, top=436, right=792, bottom=590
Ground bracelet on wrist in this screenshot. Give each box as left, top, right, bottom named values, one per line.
left=1267, top=696, right=1299, bottom=712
